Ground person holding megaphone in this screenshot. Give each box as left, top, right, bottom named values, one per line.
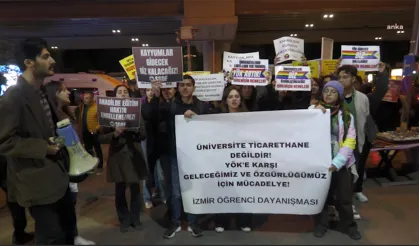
left=43, top=81, right=96, bottom=245
left=98, top=85, right=148, bottom=233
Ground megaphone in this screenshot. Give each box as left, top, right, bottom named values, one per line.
left=56, top=119, right=98, bottom=177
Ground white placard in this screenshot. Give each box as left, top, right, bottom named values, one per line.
left=175, top=110, right=332, bottom=215
left=136, top=73, right=177, bottom=89
left=321, top=37, right=334, bottom=60
left=273, top=37, right=304, bottom=64
left=340, top=45, right=380, bottom=71
left=231, top=59, right=270, bottom=86
left=223, top=52, right=260, bottom=72
left=275, top=65, right=311, bottom=91
left=191, top=74, right=225, bottom=101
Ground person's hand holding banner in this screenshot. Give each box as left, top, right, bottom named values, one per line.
left=302, top=56, right=308, bottom=66
left=151, top=80, right=162, bottom=97
left=184, top=110, right=196, bottom=119
left=328, top=165, right=338, bottom=172
left=315, top=104, right=326, bottom=113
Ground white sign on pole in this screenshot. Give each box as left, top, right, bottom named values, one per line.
left=273, top=37, right=305, bottom=64
left=175, top=110, right=332, bottom=215
left=222, top=52, right=260, bottom=72
left=275, top=65, right=311, bottom=91
left=340, top=45, right=380, bottom=71
left=231, top=59, right=270, bottom=86
left=191, top=74, right=225, bottom=101
left=321, top=37, right=334, bottom=60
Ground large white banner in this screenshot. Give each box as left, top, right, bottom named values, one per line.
left=175, top=110, right=332, bottom=215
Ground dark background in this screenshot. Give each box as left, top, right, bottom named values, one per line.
left=56, top=40, right=410, bottom=74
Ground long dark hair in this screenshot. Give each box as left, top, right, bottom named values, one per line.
left=43, top=81, right=74, bottom=121
left=311, top=78, right=323, bottom=100
left=220, top=86, right=248, bottom=113
left=114, top=84, right=132, bottom=98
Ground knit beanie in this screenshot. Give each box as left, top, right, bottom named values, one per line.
left=322, top=80, right=344, bottom=99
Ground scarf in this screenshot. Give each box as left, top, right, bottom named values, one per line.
left=320, top=101, right=352, bottom=141
left=320, top=101, right=340, bottom=116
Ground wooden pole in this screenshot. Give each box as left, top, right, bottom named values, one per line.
left=187, top=40, right=192, bottom=71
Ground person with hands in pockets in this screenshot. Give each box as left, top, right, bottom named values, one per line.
left=310, top=81, right=361, bottom=240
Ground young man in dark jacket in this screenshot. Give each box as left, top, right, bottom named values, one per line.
left=0, top=38, right=76, bottom=245
left=147, top=75, right=209, bottom=239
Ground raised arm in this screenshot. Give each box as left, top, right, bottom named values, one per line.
left=369, top=62, right=389, bottom=116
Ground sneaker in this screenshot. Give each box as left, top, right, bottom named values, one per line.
left=145, top=202, right=153, bottom=209
left=352, top=205, right=361, bottom=220
left=215, top=227, right=224, bottom=233
left=187, top=224, right=203, bottom=237
left=12, top=232, right=34, bottom=245
left=355, top=192, right=368, bottom=203
left=313, top=225, right=327, bottom=238
left=163, top=224, right=181, bottom=239
left=241, top=227, right=251, bottom=232
left=347, top=227, right=362, bottom=240
left=75, top=236, right=96, bottom=245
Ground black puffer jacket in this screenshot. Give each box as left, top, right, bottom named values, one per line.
left=258, top=84, right=286, bottom=111
left=142, top=98, right=172, bottom=156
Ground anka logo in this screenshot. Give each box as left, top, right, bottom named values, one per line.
left=387, top=23, right=404, bottom=30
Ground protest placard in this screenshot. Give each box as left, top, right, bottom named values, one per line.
left=119, top=55, right=136, bottom=80
left=223, top=52, right=259, bottom=72
left=273, top=37, right=304, bottom=64
left=292, top=60, right=319, bottom=78
left=321, top=60, right=338, bottom=76
left=97, top=97, right=141, bottom=128
left=275, top=65, right=311, bottom=91
left=340, top=45, right=380, bottom=71
left=231, top=59, right=270, bottom=86
left=321, top=37, right=334, bottom=60
left=132, top=47, right=183, bottom=88
left=184, top=71, right=211, bottom=75
left=191, top=74, right=225, bottom=101
left=175, top=110, right=331, bottom=214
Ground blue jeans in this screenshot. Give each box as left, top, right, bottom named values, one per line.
left=171, top=157, right=197, bottom=225
left=142, top=160, right=166, bottom=202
